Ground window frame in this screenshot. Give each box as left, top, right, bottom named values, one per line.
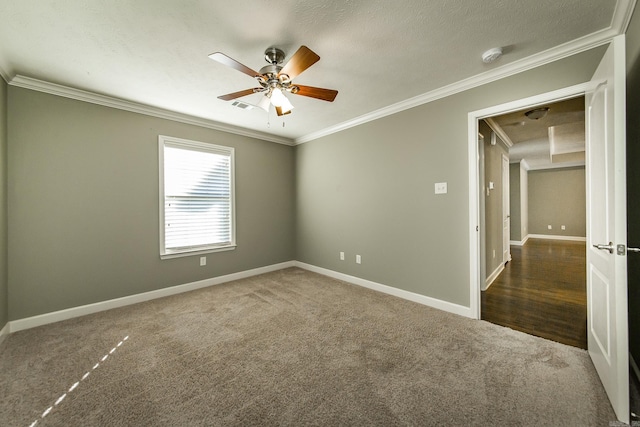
left=158, top=135, right=236, bottom=259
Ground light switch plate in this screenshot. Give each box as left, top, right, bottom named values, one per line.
left=435, top=182, right=447, bottom=194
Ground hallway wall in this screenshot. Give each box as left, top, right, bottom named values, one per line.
left=528, top=167, right=586, bottom=238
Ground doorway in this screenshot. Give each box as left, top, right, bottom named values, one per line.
left=466, top=82, right=593, bottom=316
left=467, top=37, right=629, bottom=421
left=478, top=97, right=588, bottom=349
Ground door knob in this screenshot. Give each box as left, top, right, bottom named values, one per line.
left=629, top=247, right=640, bottom=253
left=593, top=242, right=614, bottom=254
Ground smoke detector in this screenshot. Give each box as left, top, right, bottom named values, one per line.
left=482, top=47, right=503, bottom=63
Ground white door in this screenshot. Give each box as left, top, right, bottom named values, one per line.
left=502, top=154, right=510, bottom=263
left=586, top=35, right=629, bottom=423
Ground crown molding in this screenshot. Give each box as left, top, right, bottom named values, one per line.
left=527, top=160, right=585, bottom=171
left=0, top=63, right=9, bottom=84
left=4, top=1, right=634, bottom=147
left=613, top=0, right=637, bottom=33
left=8, top=75, right=295, bottom=146
left=295, top=0, right=635, bottom=145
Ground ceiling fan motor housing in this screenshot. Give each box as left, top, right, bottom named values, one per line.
left=258, top=64, right=282, bottom=77
left=258, top=48, right=295, bottom=93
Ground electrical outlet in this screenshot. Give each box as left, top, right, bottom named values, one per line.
left=200, top=256, right=206, bottom=266
left=340, top=251, right=345, bottom=261
left=492, top=249, right=496, bottom=259
left=561, top=225, right=566, bottom=230
left=434, top=182, right=447, bottom=194
left=548, top=225, right=552, bottom=230
left=356, top=255, right=362, bottom=264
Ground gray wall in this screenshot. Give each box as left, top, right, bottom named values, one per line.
left=0, top=45, right=610, bottom=321
left=528, top=167, right=586, bottom=237
left=296, top=47, right=605, bottom=307
left=481, top=121, right=509, bottom=281
left=626, top=5, right=640, bottom=374
left=7, top=87, right=295, bottom=320
left=0, top=78, right=7, bottom=329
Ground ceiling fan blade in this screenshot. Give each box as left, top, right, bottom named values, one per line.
left=218, top=88, right=261, bottom=101
left=209, top=52, right=261, bottom=78
left=278, top=46, right=320, bottom=80
left=292, top=85, right=338, bottom=102
left=275, top=106, right=292, bottom=116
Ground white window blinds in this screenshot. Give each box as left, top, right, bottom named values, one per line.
left=159, top=136, right=235, bottom=258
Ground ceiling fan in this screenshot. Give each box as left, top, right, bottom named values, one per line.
left=209, top=46, right=338, bottom=116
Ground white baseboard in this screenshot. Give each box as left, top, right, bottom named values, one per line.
left=527, top=234, right=586, bottom=242
left=510, top=235, right=530, bottom=246
left=7, top=259, right=476, bottom=334
left=294, top=261, right=474, bottom=319
left=483, top=263, right=505, bottom=291
left=9, top=261, right=296, bottom=333
left=0, top=322, right=9, bottom=345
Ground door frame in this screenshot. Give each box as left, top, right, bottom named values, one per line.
left=467, top=82, right=592, bottom=319
left=468, top=40, right=629, bottom=423
left=501, top=153, right=511, bottom=265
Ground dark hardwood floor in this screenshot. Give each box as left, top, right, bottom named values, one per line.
left=481, top=238, right=587, bottom=349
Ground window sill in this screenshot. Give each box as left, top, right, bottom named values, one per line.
left=160, top=245, right=236, bottom=260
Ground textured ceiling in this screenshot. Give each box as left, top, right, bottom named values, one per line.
left=0, top=0, right=632, bottom=143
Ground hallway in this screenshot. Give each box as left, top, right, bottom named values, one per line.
left=481, top=238, right=587, bottom=349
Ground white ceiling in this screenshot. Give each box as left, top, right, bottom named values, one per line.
left=0, top=1, right=634, bottom=144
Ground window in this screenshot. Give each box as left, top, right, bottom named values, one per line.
left=159, top=135, right=235, bottom=259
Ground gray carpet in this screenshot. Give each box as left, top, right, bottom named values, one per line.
left=0, top=267, right=616, bottom=426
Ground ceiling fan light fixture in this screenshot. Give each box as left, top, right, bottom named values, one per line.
left=270, top=87, right=294, bottom=113
left=257, top=94, right=271, bottom=112
left=270, top=87, right=286, bottom=107
left=279, top=95, right=294, bottom=114
left=524, top=107, right=550, bottom=120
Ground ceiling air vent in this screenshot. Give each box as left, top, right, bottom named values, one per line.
left=231, top=101, right=254, bottom=110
